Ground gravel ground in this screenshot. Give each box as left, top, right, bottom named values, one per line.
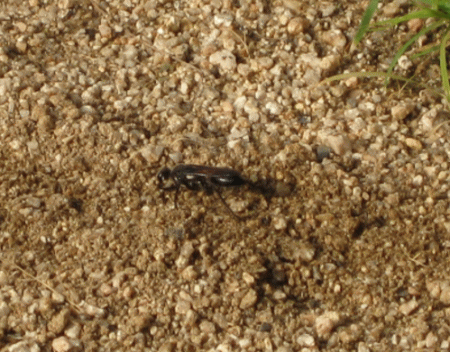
left=1, top=0, right=450, bottom=351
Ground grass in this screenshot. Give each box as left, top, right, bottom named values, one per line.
left=331, top=0, right=450, bottom=102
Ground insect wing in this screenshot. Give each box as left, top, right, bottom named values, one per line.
left=210, top=169, right=247, bottom=187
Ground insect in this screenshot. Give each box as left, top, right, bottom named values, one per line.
left=157, top=164, right=249, bottom=219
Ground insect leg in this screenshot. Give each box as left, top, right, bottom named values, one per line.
left=216, top=190, right=242, bottom=220
left=173, top=186, right=180, bottom=209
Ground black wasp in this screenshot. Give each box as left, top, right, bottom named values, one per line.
left=157, top=164, right=250, bottom=219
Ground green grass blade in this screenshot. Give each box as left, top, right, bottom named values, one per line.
left=438, top=2, right=450, bottom=14
left=439, top=28, right=450, bottom=101
left=385, top=19, right=446, bottom=82
left=373, top=8, right=448, bottom=29
left=410, top=44, right=439, bottom=60
left=354, top=0, right=379, bottom=44
left=324, top=71, right=417, bottom=83
left=417, top=0, right=450, bottom=12
left=324, top=71, right=442, bottom=95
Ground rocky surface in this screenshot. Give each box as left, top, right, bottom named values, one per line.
left=1, top=0, right=450, bottom=351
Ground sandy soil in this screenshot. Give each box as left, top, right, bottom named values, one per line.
left=1, top=0, right=450, bottom=351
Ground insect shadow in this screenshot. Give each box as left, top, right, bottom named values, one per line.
left=157, top=164, right=292, bottom=220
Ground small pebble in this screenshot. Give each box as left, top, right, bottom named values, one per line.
left=440, top=285, right=450, bottom=304
left=398, top=299, right=418, bottom=316
left=287, top=17, right=309, bottom=35
left=321, top=29, right=347, bottom=50
left=266, top=102, right=282, bottom=115
left=405, top=138, right=422, bottom=150
left=398, top=55, right=413, bottom=70
left=425, top=332, right=438, bottom=348
left=0, top=301, right=11, bottom=318
left=48, top=308, right=71, bottom=334
left=273, top=216, right=288, bottom=230
left=322, top=134, right=352, bottom=155
left=391, top=103, right=415, bottom=120
left=200, top=320, right=216, bottom=333
left=383, top=1, right=402, bottom=17
left=426, top=280, right=441, bottom=299
left=79, top=301, right=106, bottom=318
left=407, top=18, right=425, bottom=33
left=258, top=57, right=274, bottom=70
left=52, top=337, right=73, bottom=352
left=7, top=341, right=41, bottom=352
left=297, top=333, right=315, bottom=347
left=240, top=289, right=258, bottom=309
left=139, top=145, right=164, bottom=163
left=121, top=45, right=139, bottom=62
left=98, top=22, right=112, bottom=38
left=175, top=300, right=191, bottom=315
left=64, top=324, right=81, bottom=339
left=315, top=311, right=340, bottom=338
left=412, top=175, right=423, bottom=187
left=209, top=50, right=237, bottom=72
left=273, top=290, right=286, bottom=300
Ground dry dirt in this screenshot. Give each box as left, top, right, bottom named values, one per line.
left=1, top=0, right=450, bottom=351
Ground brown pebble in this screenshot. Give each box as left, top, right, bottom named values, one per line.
left=399, top=299, right=419, bottom=316
left=391, top=103, right=415, bottom=120
left=315, top=311, right=340, bottom=338
left=48, top=308, right=71, bottom=335
left=52, top=336, right=73, bottom=352
left=440, top=286, right=450, bottom=305
left=240, top=289, right=258, bottom=309
left=287, top=17, right=309, bottom=35
left=405, top=137, right=422, bottom=150
left=408, top=18, right=424, bottom=33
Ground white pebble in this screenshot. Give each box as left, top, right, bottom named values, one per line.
left=65, top=324, right=81, bottom=339
left=266, top=102, right=282, bottom=115
left=398, top=55, right=413, bottom=70
left=273, top=290, right=286, bottom=300
left=79, top=301, right=106, bottom=317
left=297, top=333, right=315, bottom=347
left=412, top=175, right=423, bottom=186
left=321, top=29, right=347, bottom=49
left=214, top=14, right=233, bottom=27
left=180, top=81, right=189, bottom=95
left=315, top=311, right=340, bottom=338
left=320, top=55, right=340, bottom=72
left=234, top=96, right=247, bottom=111
left=398, top=299, right=418, bottom=316
left=6, top=341, right=40, bottom=352
left=52, top=337, right=72, bottom=352
left=238, top=339, right=252, bottom=348
left=273, top=216, right=287, bottom=230
left=419, top=108, right=438, bottom=131
left=210, top=50, right=237, bottom=72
